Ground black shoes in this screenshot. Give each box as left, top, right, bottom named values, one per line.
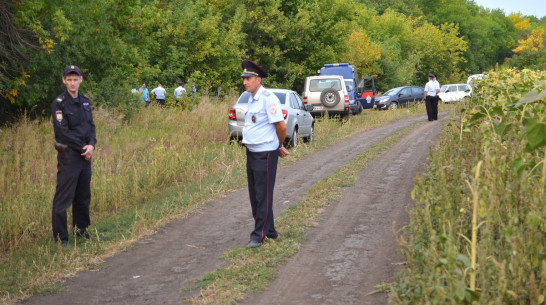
left=248, top=240, right=261, bottom=248
left=76, top=231, right=104, bottom=241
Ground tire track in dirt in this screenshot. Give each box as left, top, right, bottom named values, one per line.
left=240, top=117, right=445, bottom=305
left=22, top=114, right=440, bottom=305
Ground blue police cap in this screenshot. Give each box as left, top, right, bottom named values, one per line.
left=428, top=73, right=435, bottom=78
left=63, top=65, right=82, bottom=76
left=241, top=60, right=268, bottom=78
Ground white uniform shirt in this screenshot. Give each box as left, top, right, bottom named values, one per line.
left=174, top=86, right=187, bottom=98
left=242, top=86, right=284, bottom=152
left=425, top=80, right=439, bottom=97
left=151, top=87, right=167, bottom=99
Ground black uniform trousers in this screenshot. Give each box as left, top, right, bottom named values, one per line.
left=52, top=148, right=92, bottom=242
left=425, top=96, right=438, bottom=121
left=246, top=148, right=279, bottom=243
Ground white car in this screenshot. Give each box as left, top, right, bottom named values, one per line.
left=438, top=83, right=472, bottom=103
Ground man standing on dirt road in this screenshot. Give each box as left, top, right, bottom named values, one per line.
left=241, top=59, right=289, bottom=248
left=51, top=65, right=98, bottom=246
left=424, top=73, right=440, bottom=121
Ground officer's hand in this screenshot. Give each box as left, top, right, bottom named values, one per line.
left=81, top=145, right=94, bottom=161
left=279, top=146, right=289, bottom=158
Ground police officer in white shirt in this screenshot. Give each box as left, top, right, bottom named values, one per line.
left=174, top=82, right=187, bottom=98
left=241, top=59, right=289, bottom=248
left=424, top=73, right=440, bottom=121
left=151, top=83, right=167, bottom=106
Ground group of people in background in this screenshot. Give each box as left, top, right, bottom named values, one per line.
left=134, top=81, right=196, bottom=108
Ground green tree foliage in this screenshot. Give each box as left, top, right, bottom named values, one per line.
left=0, top=0, right=528, bottom=120
left=415, top=0, right=517, bottom=74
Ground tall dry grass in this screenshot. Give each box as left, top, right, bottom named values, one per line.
left=0, top=96, right=244, bottom=254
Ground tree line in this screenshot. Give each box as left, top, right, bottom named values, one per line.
left=1, top=0, right=544, bottom=122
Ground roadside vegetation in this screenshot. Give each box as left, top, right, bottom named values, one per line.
left=0, top=97, right=434, bottom=304
left=391, top=69, right=546, bottom=304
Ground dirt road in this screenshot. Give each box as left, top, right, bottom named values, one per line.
left=22, top=114, right=445, bottom=305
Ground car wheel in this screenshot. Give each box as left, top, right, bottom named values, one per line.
left=389, top=102, right=398, bottom=110
left=304, top=125, right=314, bottom=143
left=288, top=128, right=298, bottom=147
left=320, top=88, right=341, bottom=107
left=358, top=102, right=363, bottom=114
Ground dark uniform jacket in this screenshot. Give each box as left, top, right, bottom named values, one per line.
left=51, top=91, right=97, bottom=152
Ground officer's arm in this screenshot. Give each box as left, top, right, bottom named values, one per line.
left=275, top=120, right=290, bottom=158
left=51, top=101, right=85, bottom=152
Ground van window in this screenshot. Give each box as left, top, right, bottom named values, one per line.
left=309, top=79, right=342, bottom=92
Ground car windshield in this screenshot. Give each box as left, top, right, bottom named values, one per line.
left=383, top=88, right=401, bottom=96
left=440, top=85, right=448, bottom=93
left=236, top=91, right=252, bottom=104
left=236, top=91, right=286, bottom=105
left=273, top=92, right=286, bottom=104
left=309, top=79, right=342, bottom=92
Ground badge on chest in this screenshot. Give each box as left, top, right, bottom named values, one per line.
left=252, top=115, right=256, bottom=123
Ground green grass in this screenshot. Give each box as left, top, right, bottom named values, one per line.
left=0, top=97, right=436, bottom=304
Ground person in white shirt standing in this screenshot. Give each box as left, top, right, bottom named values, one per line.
left=151, top=83, right=167, bottom=106
left=174, top=81, right=187, bottom=99
left=240, top=59, right=289, bottom=248
left=424, top=73, right=440, bottom=121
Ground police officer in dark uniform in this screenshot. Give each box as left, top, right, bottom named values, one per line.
left=51, top=65, right=97, bottom=246
left=241, top=60, right=290, bottom=248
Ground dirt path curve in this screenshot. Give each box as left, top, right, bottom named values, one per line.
left=22, top=114, right=444, bottom=305
left=240, top=116, right=445, bottom=305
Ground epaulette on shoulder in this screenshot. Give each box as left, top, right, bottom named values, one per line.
left=56, top=94, right=65, bottom=103
left=263, top=89, right=270, bottom=97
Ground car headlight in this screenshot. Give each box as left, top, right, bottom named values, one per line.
left=378, top=98, right=388, bottom=104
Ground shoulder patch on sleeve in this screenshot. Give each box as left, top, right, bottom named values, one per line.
left=55, top=111, right=63, bottom=122
left=268, top=102, right=278, bottom=115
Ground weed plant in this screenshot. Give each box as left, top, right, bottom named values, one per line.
left=391, top=69, right=546, bottom=304
left=0, top=95, right=434, bottom=303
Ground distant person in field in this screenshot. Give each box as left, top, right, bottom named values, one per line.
left=50, top=65, right=99, bottom=246
left=138, top=83, right=150, bottom=108
left=240, top=59, right=289, bottom=248
left=174, top=81, right=187, bottom=99
left=151, top=83, right=167, bottom=106
left=424, top=73, right=440, bottom=121
left=187, top=80, right=197, bottom=101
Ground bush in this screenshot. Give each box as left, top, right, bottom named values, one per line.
left=391, top=68, right=546, bottom=304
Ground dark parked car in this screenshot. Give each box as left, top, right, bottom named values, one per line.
left=373, top=86, right=424, bottom=110
left=228, top=89, right=314, bottom=147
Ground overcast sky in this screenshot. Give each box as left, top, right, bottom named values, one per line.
left=472, top=0, right=545, bottom=18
